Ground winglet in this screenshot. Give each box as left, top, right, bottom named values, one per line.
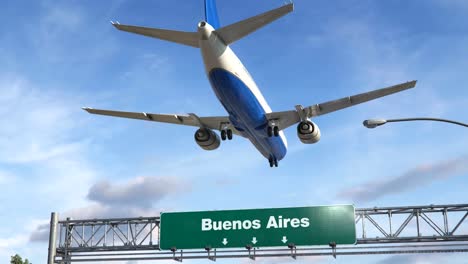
left=82, top=107, right=93, bottom=113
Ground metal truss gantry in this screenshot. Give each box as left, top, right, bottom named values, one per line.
left=48, top=203, right=468, bottom=263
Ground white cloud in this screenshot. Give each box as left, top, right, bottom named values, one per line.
left=0, top=74, right=97, bottom=206
left=120, top=53, right=170, bottom=80
left=87, top=176, right=190, bottom=208
left=0, top=234, right=29, bottom=260
left=0, top=75, right=85, bottom=164
left=0, top=235, right=28, bottom=248
left=0, top=73, right=102, bottom=258
left=337, top=155, right=468, bottom=202
left=0, top=170, right=14, bottom=184
left=30, top=175, right=189, bottom=242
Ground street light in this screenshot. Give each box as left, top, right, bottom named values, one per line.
left=363, top=118, right=468, bottom=128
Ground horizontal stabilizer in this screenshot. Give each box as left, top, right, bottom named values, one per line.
left=215, top=3, right=293, bottom=45
left=112, top=22, right=199, bottom=48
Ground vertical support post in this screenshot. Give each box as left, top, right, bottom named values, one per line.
left=91, top=225, right=95, bottom=246
left=64, top=217, right=72, bottom=264
left=329, top=241, right=337, bottom=259
left=81, top=224, right=85, bottom=247
left=361, top=213, right=366, bottom=238
left=149, top=222, right=153, bottom=246
left=388, top=210, right=393, bottom=237
left=58, top=224, right=63, bottom=248
left=157, top=221, right=161, bottom=249
left=104, top=223, right=107, bottom=247
left=127, top=221, right=130, bottom=245
left=415, top=209, right=421, bottom=237
left=47, top=212, right=58, bottom=264
left=443, top=208, right=449, bottom=235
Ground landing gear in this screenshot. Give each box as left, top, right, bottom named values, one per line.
left=221, top=130, right=226, bottom=140
left=221, top=129, right=233, bottom=141
left=267, top=125, right=280, bottom=137
left=273, top=126, right=279, bottom=137
left=268, top=157, right=279, bottom=167
left=267, top=119, right=280, bottom=137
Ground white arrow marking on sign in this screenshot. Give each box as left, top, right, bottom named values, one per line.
left=222, top=238, right=228, bottom=245
left=252, top=237, right=258, bottom=244
left=282, top=236, right=288, bottom=243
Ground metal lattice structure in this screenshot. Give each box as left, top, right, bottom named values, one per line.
left=48, top=204, right=468, bottom=263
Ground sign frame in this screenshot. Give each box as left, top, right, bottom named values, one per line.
left=160, top=205, right=356, bottom=250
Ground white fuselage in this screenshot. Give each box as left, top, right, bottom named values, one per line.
left=197, top=22, right=287, bottom=161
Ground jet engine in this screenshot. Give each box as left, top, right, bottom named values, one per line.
left=194, top=128, right=220, bottom=150
left=297, top=120, right=321, bottom=144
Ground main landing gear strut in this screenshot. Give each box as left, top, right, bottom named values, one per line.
left=267, top=120, right=280, bottom=137
left=268, top=157, right=278, bottom=167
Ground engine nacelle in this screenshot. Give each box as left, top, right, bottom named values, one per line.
left=297, top=121, right=321, bottom=144
left=194, top=128, right=220, bottom=150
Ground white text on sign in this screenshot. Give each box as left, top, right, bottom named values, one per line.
left=201, top=216, right=310, bottom=231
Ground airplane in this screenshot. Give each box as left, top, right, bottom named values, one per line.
left=83, top=0, right=417, bottom=167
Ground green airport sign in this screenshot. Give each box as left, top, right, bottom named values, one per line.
left=160, top=205, right=356, bottom=250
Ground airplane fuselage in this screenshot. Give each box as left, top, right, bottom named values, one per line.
left=198, top=22, right=287, bottom=161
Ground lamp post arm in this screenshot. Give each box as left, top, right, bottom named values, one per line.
left=385, top=118, right=468, bottom=127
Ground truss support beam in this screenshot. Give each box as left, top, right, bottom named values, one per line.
left=50, top=203, right=468, bottom=263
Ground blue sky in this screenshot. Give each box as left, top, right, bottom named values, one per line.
left=1, top=0, right=467, bottom=263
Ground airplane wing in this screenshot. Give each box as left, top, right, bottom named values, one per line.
left=265, top=80, right=417, bottom=131
left=82, top=107, right=245, bottom=137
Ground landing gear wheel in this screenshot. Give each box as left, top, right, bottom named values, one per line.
left=273, top=126, right=279, bottom=137
left=268, top=157, right=278, bottom=167
left=267, top=126, right=273, bottom=137
left=221, top=130, right=227, bottom=141
left=227, top=129, right=233, bottom=140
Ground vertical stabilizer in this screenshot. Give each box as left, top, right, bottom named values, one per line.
left=205, top=0, right=220, bottom=29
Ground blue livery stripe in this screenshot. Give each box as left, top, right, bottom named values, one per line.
left=204, top=0, right=220, bottom=29
left=208, top=68, right=287, bottom=161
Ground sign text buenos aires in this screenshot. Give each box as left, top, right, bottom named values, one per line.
left=160, top=205, right=356, bottom=250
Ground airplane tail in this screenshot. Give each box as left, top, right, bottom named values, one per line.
left=205, top=0, right=220, bottom=29
left=111, top=1, right=293, bottom=47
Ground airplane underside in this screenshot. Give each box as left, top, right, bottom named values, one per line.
left=208, top=68, right=287, bottom=166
